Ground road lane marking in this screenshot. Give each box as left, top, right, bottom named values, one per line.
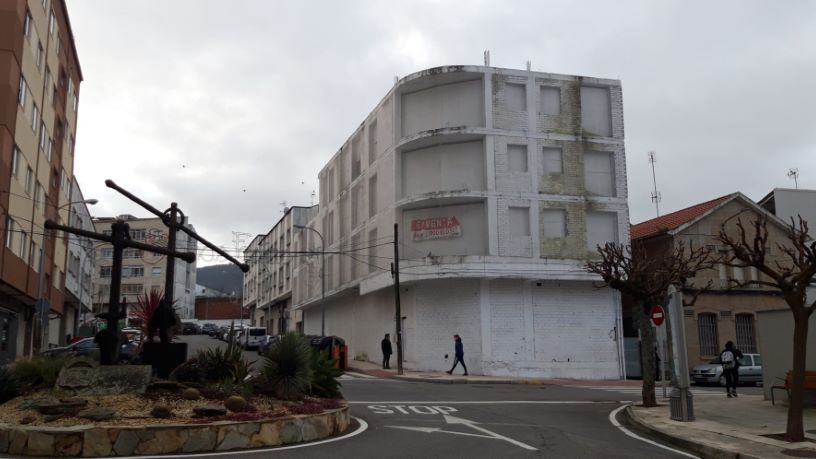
left=350, top=400, right=622, bottom=405
left=385, top=415, right=538, bottom=451
left=367, top=405, right=458, bottom=414
left=386, top=425, right=495, bottom=439
left=608, top=405, right=699, bottom=459
left=121, top=416, right=369, bottom=458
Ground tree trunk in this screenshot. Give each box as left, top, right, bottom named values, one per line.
left=786, top=309, right=810, bottom=442
left=638, top=303, right=657, bottom=407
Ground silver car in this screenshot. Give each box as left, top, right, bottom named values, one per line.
left=690, top=353, right=763, bottom=386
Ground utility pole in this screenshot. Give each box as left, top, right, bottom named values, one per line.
left=392, top=223, right=404, bottom=375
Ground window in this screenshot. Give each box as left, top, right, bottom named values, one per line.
left=18, top=77, right=27, bottom=107
left=509, top=207, right=530, bottom=237
left=31, top=242, right=40, bottom=271
left=698, top=313, right=719, bottom=356
left=11, top=146, right=20, bottom=177
left=506, top=83, right=526, bottom=111
left=581, top=86, right=612, bottom=137
left=368, top=228, right=378, bottom=274
left=541, top=209, right=566, bottom=238
left=368, top=174, right=377, bottom=218
left=42, top=0, right=48, bottom=9
left=507, top=145, right=528, bottom=172
left=586, top=211, right=618, bottom=250
left=368, top=120, right=378, bottom=165
left=540, top=86, right=561, bottom=115
left=24, top=167, right=34, bottom=195
left=351, top=185, right=360, bottom=228
left=735, top=314, right=757, bottom=353
left=45, top=137, right=52, bottom=162
left=5, top=218, right=15, bottom=249
left=541, top=147, right=563, bottom=175
left=100, top=248, right=113, bottom=259
left=36, top=42, right=44, bottom=71
left=584, top=150, right=616, bottom=196
left=123, top=249, right=142, bottom=258
left=31, top=104, right=39, bottom=133
left=24, top=10, right=32, bottom=37
left=48, top=11, right=56, bottom=35
left=151, top=267, right=162, bottom=275
left=129, top=229, right=146, bottom=240
left=123, top=266, right=144, bottom=278
left=121, top=284, right=143, bottom=295
left=72, top=91, right=78, bottom=112
left=34, top=183, right=44, bottom=215
left=39, top=122, right=47, bottom=150
left=20, top=231, right=28, bottom=261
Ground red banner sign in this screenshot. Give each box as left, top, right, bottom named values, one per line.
left=411, top=216, right=462, bottom=241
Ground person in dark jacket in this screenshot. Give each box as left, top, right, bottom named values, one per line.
left=381, top=334, right=392, bottom=369
left=446, top=334, right=468, bottom=376
left=720, top=341, right=744, bottom=397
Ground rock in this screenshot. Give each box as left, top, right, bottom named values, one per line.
left=7, top=429, right=27, bottom=455
left=224, top=395, right=247, bottom=412
left=154, top=429, right=184, bottom=453
left=26, top=431, right=54, bottom=456
left=78, top=407, right=116, bottom=421
left=82, top=429, right=112, bottom=457
left=0, top=428, right=9, bottom=454
left=43, top=414, right=63, bottom=423
left=54, top=433, right=82, bottom=456
left=150, top=405, right=173, bottom=419
left=134, top=431, right=161, bottom=455
left=113, top=430, right=139, bottom=456
left=56, top=358, right=98, bottom=391
left=19, top=415, right=36, bottom=425
left=34, top=398, right=88, bottom=414
left=182, top=428, right=216, bottom=453
left=182, top=388, right=201, bottom=400
left=216, top=426, right=250, bottom=451
left=251, top=422, right=282, bottom=447
left=279, top=418, right=302, bottom=444
left=193, top=405, right=227, bottom=417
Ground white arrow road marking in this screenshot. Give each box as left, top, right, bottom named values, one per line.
left=444, top=415, right=538, bottom=451
left=386, top=425, right=496, bottom=439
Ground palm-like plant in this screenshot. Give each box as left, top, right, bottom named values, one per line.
left=130, top=288, right=164, bottom=340
left=309, top=349, right=343, bottom=398
left=262, top=333, right=312, bottom=401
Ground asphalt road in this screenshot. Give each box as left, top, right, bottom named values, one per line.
left=172, top=335, right=707, bottom=458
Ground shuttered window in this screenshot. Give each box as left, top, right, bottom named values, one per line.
left=698, top=313, right=719, bottom=356
left=736, top=314, right=757, bottom=353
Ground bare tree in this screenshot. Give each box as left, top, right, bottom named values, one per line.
left=717, top=213, right=815, bottom=442
left=586, top=241, right=713, bottom=407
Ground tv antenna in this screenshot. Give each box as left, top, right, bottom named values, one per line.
left=787, top=168, right=800, bottom=189
left=232, top=231, right=253, bottom=262
left=280, top=201, right=288, bottom=213
left=648, top=151, right=661, bottom=217
left=310, top=190, right=316, bottom=206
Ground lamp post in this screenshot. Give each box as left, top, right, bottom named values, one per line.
left=36, top=198, right=98, bottom=353
left=294, top=225, right=325, bottom=336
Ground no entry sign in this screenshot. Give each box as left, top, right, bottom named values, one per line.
left=651, top=305, right=666, bottom=327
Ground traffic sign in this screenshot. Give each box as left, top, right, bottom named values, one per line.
left=650, top=305, right=665, bottom=327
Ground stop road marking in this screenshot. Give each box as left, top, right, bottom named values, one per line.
left=367, top=405, right=457, bottom=415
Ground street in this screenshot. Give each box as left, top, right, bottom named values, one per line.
left=171, top=335, right=745, bottom=458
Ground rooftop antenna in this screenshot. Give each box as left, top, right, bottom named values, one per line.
left=280, top=201, right=288, bottom=213
left=310, top=190, right=316, bottom=206
left=393, top=75, right=399, bottom=85
left=231, top=231, right=252, bottom=262
left=484, top=50, right=490, bottom=66
left=526, top=60, right=531, bottom=71
left=648, top=151, right=661, bottom=217
left=787, top=168, right=800, bottom=189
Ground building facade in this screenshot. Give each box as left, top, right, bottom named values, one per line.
left=629, top=193, right=789, bottom=370
left=62, top=179, right=94, bottom=344
left=0, top=0, right=82, bottom=361
left=92, top=215, right=197, bottom=319
left=243, top=206, right=318, bottom=335
left=291, top=65, right=630, bottom=378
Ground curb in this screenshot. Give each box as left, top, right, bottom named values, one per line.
left=392, top=376, right=521, bottom=385
left=620, top=405, right=764, bottom=459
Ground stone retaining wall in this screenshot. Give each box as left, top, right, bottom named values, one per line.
left=0, top=407, right=350, bottom=457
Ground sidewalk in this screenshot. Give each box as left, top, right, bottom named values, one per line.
left=347, top=360, right=642, bottom=386
left=623, top=395, right=816, bottom=458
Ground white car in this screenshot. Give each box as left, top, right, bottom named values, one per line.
left=690, top=353, right=763, bottom=386
left=238, top=327, right=267, bottom=350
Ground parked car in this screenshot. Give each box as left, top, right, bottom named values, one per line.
left=691, top=353, right=763, bottom=386
left=237, top=327, right=267, bottom=350
left=181, top=322, right=200, bottom=335
left=201, top=323, right=219, bottom=336
left=43, top=337, right=139, bottom=363
left=257, top=335, right=279, bottom=355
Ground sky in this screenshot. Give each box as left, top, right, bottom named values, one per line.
left=67, top=0, right=816, bottom=266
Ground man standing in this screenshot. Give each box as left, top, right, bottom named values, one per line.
left=446, top=334, right=468, bottom=376
left=381, top=333, right=392, bottom=369
left=720, top=341, right=744, bottom=397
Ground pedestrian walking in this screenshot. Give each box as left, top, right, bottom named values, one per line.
left=446, top=334, right=468, bottom=376
left=720, top=341, right=743, bottom=397
left=381, top=333, right=392, bottom=369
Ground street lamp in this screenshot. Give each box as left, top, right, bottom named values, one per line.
left=294, top=225, right=325, bottom=337
left=36, top=198, right=98, bottom=352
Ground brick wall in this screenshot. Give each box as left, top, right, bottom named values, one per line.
left=195, top=297, right=244, bottom=321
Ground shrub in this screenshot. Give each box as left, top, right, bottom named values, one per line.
left=182, top=388, right=201, bottom=400
left=197, top=344, right=252, bottom=384
left=309, top=349, right=343, bottom=399
left=11, top=355, right=69, bottom=391
left=224, top=395, right=247, bottom=412
left=261, top=333, right=312, bottom=401
left=150, top=405, right=173, bottom=418
left=169, top=358, right=205, bottom=383
left=0, top=366, right=18, bottom=403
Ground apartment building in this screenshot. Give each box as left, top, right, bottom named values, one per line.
left=291, top=65, right=630, bottom=379
left=629, top=193, right=788, bottom=370
left=92, top=215, right=197, bottom=319
left=243, top=206, right=318, bottom=335
left=61, top=179, right=95, bottom=344
left=0, top=0, right=82, bottom=361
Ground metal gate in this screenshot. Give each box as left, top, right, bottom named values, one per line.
left=0, top=310, right=18, bottom=365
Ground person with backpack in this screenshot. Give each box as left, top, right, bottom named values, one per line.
left=720, top=341, right=744, bottom=397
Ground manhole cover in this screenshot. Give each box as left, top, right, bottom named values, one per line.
left=781, top=449, right=816, bottom=458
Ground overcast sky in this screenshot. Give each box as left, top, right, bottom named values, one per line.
left=67, top=0, right=816, bottom=265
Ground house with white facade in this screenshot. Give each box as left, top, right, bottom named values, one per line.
left=291, top=65, right=630, bottom=379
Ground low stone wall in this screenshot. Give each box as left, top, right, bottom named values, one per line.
left=0, top=406, right=350, bottom=457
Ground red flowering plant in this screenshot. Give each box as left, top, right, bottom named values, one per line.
left=131, top=288, right=180, bottom=343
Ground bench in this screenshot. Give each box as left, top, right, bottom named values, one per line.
left=770, top=370, right=816, bottom=405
